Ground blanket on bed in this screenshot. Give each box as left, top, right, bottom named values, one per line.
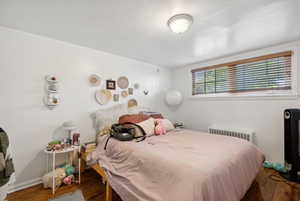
left=88, top=129, right=264, bottom=201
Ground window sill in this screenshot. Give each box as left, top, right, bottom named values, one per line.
left=189, top=93, right=300, bottom=101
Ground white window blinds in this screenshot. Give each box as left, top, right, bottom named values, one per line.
left=191, top=51, right=292, bottom=95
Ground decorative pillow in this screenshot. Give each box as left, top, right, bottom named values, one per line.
left=136, top=118, right=155, bottom=136
left=154, top=119, right=166, bottom=135
left=161, top=119, right=175, bottom=131
left=119, top=114, right=150, bottom=124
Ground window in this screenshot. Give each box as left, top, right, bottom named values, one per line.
left=191, top=51, right=292, bottom=95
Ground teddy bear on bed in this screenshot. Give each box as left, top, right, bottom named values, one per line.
left=154, top=119, right=166, bottom=135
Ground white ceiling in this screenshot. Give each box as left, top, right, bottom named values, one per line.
left=0, top=0, right=300, bottom=68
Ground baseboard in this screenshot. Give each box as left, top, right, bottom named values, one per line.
left=8, top=177, right=42, bottom=193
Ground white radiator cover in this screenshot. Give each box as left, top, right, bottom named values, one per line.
left=208, top=125, right=255, bottom=143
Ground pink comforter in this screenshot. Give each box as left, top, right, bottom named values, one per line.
left=88, top=129, right=264, bottom=201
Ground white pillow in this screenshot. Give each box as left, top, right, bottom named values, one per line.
left=137, top=118, right=155, bottom=136
left=161, top=119, right=175, bottom=131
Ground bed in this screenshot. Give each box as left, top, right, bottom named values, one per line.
left=87, top=128, right=264, bottom=201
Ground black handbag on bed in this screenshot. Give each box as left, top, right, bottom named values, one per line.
left=104, top=122, right=146, bottom=150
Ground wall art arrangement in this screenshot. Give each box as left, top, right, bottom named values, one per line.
left=44, top=75, right=60, bottom=110
left=89, top=74, right=143, bottom=106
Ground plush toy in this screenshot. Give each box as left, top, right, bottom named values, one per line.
left=263, top=161, right=287, bottom=173
left=42, top=168, right=66, bottom=189
left=63, top=175, right=74, bottom=185
left=154, top=119, right=166, bottom=135
left=48, top=140, right=61, bottom=145
left=64, top=164, right=75, bottom=176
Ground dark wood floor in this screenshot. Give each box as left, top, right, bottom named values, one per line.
left=7, top=168, right=300, bottom=201
left=7, top=170, right=122, bottom=201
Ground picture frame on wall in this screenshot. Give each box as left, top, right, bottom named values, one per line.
left=106, top=80, right=116, bottom=90
left=128, top=88, right=133, bottom=95
left=113, top=94, right=119, bottom=102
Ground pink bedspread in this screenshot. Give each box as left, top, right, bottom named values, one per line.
left=88, top=129, right=264, bottom=201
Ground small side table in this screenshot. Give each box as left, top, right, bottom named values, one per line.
left=44, top=146, right=81, bottom=194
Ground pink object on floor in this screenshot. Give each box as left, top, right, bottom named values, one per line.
left=63, top=175, right=74, bottom=185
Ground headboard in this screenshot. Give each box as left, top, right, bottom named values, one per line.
left=91, top=103, right=150, bottom=134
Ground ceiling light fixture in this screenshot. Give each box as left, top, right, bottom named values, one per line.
left=167, top=13, right=193, bottom=34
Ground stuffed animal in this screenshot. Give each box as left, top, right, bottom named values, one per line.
left=263, top=161, right=287, bottom=173
left=63, top=175, right=74, bottom=185
left=64, top=164, right=75, bottom=176
left=42, top=168, right=66, bottom=189
left=154, top=119, right=166, bottom=135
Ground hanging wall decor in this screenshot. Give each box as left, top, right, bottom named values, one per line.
left=44, top=75, right=60, bottom=110
left=89, top=74, right=101, bottom=86
left=117, top=76, right=129, bottom=89
left=143, top=90, right=149, bottom=95
left=113, top=94, right=119, bottom=102
left=128, top=99, right=138, bottom=108
left=134, top=83, right=140, bottom=89
left=128, top=88, right=133, bottom=95
left=95, top=89, right=112, bottom=105
left=106, top=80, right=116, bottom=90
left=121, top=90, right=128, bottom=98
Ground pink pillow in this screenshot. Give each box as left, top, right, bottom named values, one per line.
left=154, top=119, right=166, bottom=135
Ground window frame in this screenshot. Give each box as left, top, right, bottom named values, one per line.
left=190, top=50, right=298, bottom=99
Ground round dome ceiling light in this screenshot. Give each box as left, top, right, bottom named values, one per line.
left=167, top=13, right=193, bottom=34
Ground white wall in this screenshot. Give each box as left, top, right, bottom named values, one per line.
left=0, top=26, right=172, bottom=189
left=171, top=41, right=300, bottom=164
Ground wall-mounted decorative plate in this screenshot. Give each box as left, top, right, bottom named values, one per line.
left=128, top=99, right=138, bottom=108
left=117, top=76, right=129, bottom=89
left=89, top=74, right=101, bottom=86
left=95, top=89, right=112, bottom=105
left=121, top=90, right=128, bottom=98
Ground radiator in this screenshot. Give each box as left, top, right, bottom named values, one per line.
left=208, top=126, right=255, bottom=143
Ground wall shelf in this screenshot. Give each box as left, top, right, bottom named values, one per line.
left=44, top=75, right=60, bottom=110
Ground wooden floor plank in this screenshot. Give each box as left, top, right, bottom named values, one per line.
left=7, top=168, right=300, bottom=201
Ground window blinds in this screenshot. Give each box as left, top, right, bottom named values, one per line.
left=191, top=51, right=292, bottom=95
